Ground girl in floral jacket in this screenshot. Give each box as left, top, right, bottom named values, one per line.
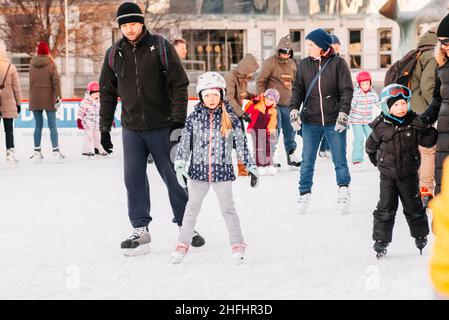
left=172, top=72, right=257, bottom=265
left=77, top=81, right=108, bottom=157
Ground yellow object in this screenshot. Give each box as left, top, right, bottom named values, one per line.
left=429, top=157, right=449, bottom=298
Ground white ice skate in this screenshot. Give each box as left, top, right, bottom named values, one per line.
left=232, top=243, right=247, bottom=265
left=171, top=242, right=189, bottom=264
left=5, top=149, right=19, bottom=166
left=30, top=149, right=43, bottom=163
left=52, top=148, right=66, bottom=163
left=121, top=226, right=151, bottom=257
left=337, top=186, right=351, bottom=215
left=297, top=193, right=311, bottom=215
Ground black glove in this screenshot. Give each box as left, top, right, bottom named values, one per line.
left=17, top=105, right=21, bottom=113
left=368, top=153, right=377, bottom=167
left=242, top=112, right=252, bottom=123
left=101, top=132, right=113, bottom=154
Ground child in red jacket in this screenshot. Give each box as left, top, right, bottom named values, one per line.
left=244, top=88, right=279, bottom=175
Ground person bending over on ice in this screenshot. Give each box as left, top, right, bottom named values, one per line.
left=172, top=72, right=258, bottom=265
left=244, top=88, right=279, bottom=176
left=365, top=84, right=437, bottom=259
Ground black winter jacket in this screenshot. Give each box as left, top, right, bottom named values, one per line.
left=421, top=61, right=449, bottom=194
left=289, top=51, right=353, bottom=125
left=366, top=112, right=437, bottom=180
left=99, top=28, right=189, bottom=132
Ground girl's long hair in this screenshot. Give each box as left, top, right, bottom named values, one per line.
left=435, top=42, right=448, bottom=67
left=220, top=102, right=233, bottom=137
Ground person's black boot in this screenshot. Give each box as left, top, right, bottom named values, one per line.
left=191, top=231, right=205, bottom=247
left=415, top=236, right=427, bottom=255
left=373, top=240, right=388, bottom=259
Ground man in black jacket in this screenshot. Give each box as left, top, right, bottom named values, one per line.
left=99, top=2, right=204, bottom=255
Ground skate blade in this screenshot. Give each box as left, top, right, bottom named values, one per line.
left=122, top=243, right=151, bottom=257
left=376, top=250, right=387, bottom=259
left=233, top=254, right=245, bottom=265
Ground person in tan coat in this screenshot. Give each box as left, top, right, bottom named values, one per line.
left=225, top=53, right=260, bottom=176
left=256, top=36, right=300, bottom=167
left=28, top=41, right=64, bottom=161
left=0, top=40, right=22, bottom=165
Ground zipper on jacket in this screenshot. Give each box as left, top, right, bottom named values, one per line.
left=318, top=59, right=325, bottom=126
left=208, top=111, right=213, bottom=183
left=133, top=44, right=144, bottom=124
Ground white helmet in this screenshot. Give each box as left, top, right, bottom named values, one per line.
left=196, top=72, right=226, bottom=96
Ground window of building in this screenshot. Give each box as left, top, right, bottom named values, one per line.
left=262, top=30, right=276, bottom=61
left=379, top=29, right=392, bottom=69
left=290, top=29, right=303, bottom=62
left=348, top=29, right=362, bottom=69
left=182, top=29, right=245, bottom=72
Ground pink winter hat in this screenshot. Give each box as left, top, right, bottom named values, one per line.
left=87, top=81, right=100, bottom=93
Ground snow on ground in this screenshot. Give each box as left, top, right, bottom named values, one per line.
left=0, top=127, right=435, bottom=299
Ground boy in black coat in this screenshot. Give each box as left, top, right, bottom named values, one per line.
left=365, top=84, right=437, bottom=258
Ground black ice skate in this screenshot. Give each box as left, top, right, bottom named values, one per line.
left=373, top=240, right=388, bottom=259
left=191, top=230, right=205, bottom=247
left=249, top=171, right=259, bottom=188
left=121, top=226, right=151, bottom=256
left=415, top=236, right=427, bottom=255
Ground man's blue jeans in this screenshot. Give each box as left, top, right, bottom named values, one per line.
left=299, top=123, right=351, bottom=194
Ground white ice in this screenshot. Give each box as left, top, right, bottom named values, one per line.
left=0, top=126, right=435, bottom=299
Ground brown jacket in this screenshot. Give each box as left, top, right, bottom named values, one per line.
left=225, top=53, right=260, bottom=117
left=0, top=58, right=22, bottom=119
left=29, top=55, right=61, bottom=111
left=256, top=36, right=297, bottom=106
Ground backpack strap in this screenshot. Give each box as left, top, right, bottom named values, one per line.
left=107, top=39, right=123, bottom=77
left=154, top=34, right=168, bottom=74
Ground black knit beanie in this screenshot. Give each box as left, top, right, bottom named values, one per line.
left=437, top=13, right=449, bottom=37
left=387, top=95, right=407, bottom=109
left=116, top=2, right=145, bottom=27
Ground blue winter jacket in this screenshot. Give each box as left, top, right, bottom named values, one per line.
left=176, top=101, right=255, bottom=182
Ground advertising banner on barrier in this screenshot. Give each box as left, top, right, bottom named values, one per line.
left=14, top=100, right=122, bottom=128
left=15, top=99, right=201, bottom=129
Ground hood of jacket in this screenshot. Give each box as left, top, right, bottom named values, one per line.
left=418, top=31, right=438, bottom=48
left=236, top=53, right=259, bottom=77
left=31, top=55, right=52, bottom=68
left=276, top=36, right=293, bottom=61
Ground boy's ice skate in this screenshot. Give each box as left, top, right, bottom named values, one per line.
left=415, top=236, right=427, bottom=255
left=337, top=186, right=351, bottom=214
left=121, top=226, right=151, bottom=256
left=297, top=192, right=311, bottom=215
left=373, top=240, right=388, bottom=259
left=232, top=243, right=247, bottom=265
left=6, top=149, right=19, bottom=166
left=171, top=242, right=189, bottom=264
left=30, top=148, right=43, bottom=163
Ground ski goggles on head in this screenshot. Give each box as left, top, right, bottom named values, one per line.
left=279, top=48, right=293, bottom=55
left=385, top=85, right=411, bottom=99
left=439, top=38, right=449, bottom=46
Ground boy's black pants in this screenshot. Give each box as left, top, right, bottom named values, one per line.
left=372, top=172, right=429, bottom=242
